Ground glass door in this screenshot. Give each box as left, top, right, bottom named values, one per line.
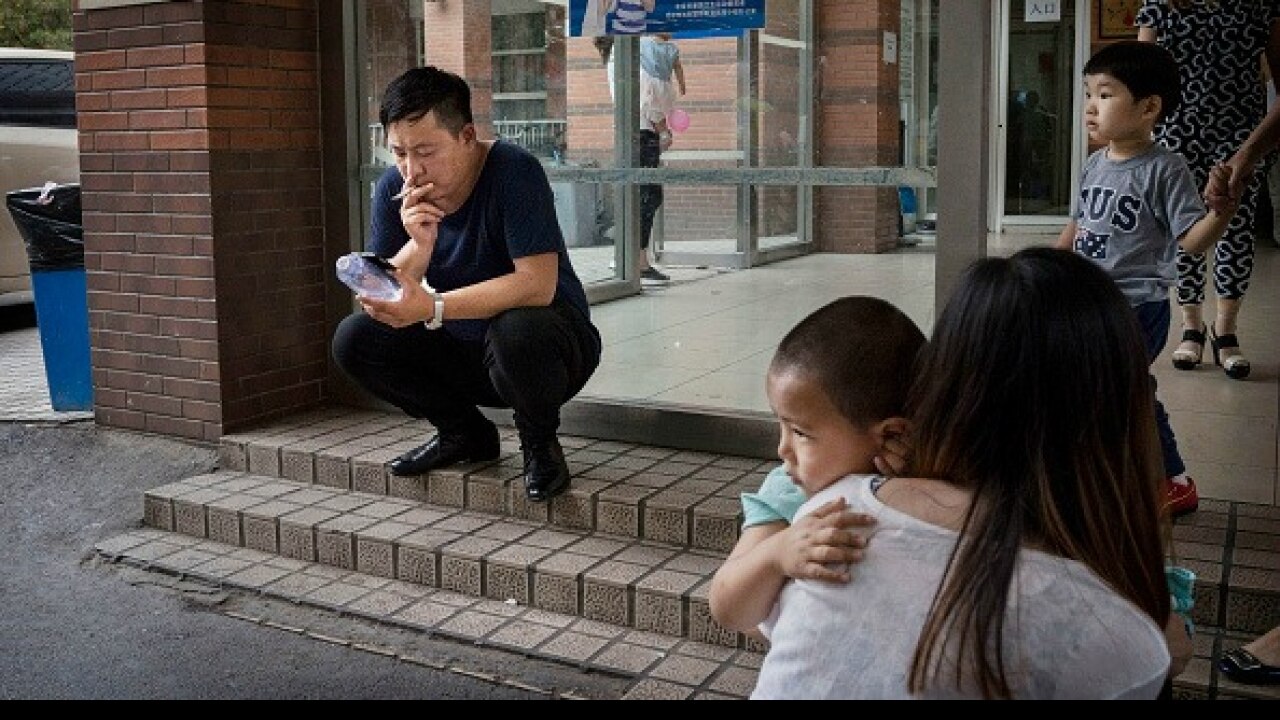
left=658, top=0, right=813, bottom=271
left=996, top=0, right=1079, bottom=237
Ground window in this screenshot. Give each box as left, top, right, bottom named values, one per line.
left=492, top=8, right=564, bottom=159
left=0, top=56, right=75, bottom=128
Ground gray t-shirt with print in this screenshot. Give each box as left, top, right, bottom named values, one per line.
left=1070, top=144, right=1205, bottom=306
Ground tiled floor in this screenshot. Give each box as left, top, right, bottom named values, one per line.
left=573, top=238, right=1279, bottom=508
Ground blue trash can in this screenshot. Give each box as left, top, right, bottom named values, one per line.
left=897, top=186, right=918, bottom=234
left=5, top=184, right=92, bottom=411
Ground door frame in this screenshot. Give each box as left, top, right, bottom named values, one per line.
left=990, top=0, right=1089, bottom=241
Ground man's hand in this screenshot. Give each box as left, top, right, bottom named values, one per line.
left=774, top=497, right=876, bottom=584
left=399, top=181, right=445, bottom=250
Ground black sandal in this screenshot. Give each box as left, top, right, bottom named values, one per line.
left=1219, top=647, right=1280, bottom=685
left=1171, top=324, right=1205, bottom=371
left=1208, top=324, right=1251, bottom=380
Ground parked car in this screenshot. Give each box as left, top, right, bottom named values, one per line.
left=0, top=47, right=78, bottom=303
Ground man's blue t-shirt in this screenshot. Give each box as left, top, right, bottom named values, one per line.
left=368, top=140, right=595, bottom=344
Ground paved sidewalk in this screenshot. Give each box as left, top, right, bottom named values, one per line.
left=0, top=325, right=92, bottom=423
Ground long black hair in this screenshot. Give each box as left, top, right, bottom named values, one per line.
left=905, top=247, right=1171, bottom=698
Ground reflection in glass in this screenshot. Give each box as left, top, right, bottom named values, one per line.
left=1004, top=0, right=1075, bottom=218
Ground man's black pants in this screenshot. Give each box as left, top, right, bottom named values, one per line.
left=332, top=299, right=601, bottom=445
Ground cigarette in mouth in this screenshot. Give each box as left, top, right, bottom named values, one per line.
left=392, top=185, right=411, bottom=201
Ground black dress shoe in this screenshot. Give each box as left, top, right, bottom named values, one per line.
left=388, top=429, right=500, bottom=477
left=522, top=438, right=570, bottom=502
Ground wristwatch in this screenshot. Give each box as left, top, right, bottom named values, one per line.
left=421, top=278, right=444, bottom=330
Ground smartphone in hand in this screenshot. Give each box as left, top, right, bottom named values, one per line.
left=335, top=252, right=402, bottom=301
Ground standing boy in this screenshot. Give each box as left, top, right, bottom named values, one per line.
left=1056, top=40, right=1234, bottom=517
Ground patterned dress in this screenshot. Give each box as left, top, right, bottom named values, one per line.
left=1136, top=0, right=1280, bottom=303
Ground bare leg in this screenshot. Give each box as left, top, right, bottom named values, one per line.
left=1214, top=296, right=1242, bottom=345
left=1243, top=625, right=1280, bottom=666
left=1210, top=297, right=1250, bottom=378
left=1171, top=303, right=1205, bottom=369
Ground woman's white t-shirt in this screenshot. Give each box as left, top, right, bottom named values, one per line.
left=751, top=475, right=1171, bottom=700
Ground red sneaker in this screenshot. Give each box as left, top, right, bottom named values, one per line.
left=1166, top=477, right=1199, bottom=517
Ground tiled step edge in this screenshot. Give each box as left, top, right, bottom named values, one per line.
left=142, top=470, right=766, bottom=653
left=90, top=527, right=1274, bottom=700
left=1170, top=500, right=1280, bottom=636
left=217, top=409, right=774, bottom=556
left=92, top=527, right=767, bottom=700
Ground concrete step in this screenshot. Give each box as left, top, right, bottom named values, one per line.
left=94, top=526, right=765, bottom=699
left=106, top=404, right=1280, bottom=699
left=139, top=468, right=755, bottom=651
left=215, top=406, right=769, bottom=556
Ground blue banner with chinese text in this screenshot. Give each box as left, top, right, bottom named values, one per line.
left=567, top=0, right=766, bottom=39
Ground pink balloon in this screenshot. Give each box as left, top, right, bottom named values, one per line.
left=667, top=108, right=691, bottom=133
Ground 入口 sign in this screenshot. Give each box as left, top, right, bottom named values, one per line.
left=1025, top=2, right=1061, bottom=23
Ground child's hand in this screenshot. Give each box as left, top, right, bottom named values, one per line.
left=776, top=497, right=876, bottom=584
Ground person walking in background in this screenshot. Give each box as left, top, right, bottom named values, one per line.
left=708, top=296, right=924, bottom=638
left=749, top=248, right=1177, bottom=699
left=634, top=32, right=686, bottom=284
left=640, top=32, right=686, bottom=150
left=601, top=31, right=679, bottom=284
left=1056, top=40, right=1235, bottom=517
left=1137, top=0, right=1280, bottom=381
left=332, top=67, right=601, bottom=504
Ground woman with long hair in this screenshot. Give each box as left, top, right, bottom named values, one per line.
left=750, top=247, right=1174, bottom=699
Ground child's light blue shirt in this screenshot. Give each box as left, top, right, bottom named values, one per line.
left=740, top=465, right=806, bottom=529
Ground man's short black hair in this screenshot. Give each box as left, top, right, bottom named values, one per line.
left=379, top=66, right=474, bottom=135
left=1083, top=40, right=1181, bottom=121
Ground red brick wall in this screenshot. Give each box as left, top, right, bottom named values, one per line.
left=74, top=0, right=324, bottom=441
left=365, top=0, right=417, bottom=133
left=424, top=0, right=493, bottom=131
left=815, top=0, right=901, bottom=253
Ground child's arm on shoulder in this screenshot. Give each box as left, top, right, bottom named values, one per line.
left=1055, top=219, right=1077, bottom=251
left=708, top=498, right=874, bottom=633
left=709, top=521, right=792, bottom=633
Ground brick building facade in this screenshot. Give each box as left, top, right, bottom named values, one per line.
left=71, top=0, right=905, bottom=442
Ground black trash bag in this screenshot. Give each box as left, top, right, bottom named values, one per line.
left=5, top=183, right=83, bottom=272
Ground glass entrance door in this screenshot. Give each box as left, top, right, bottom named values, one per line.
left=999, top=0, right=1078, bottom=228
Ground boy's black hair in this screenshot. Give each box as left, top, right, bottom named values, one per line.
left=379, top=66, right=473, bottom=135
left=770, top=296, right=926, bottom=427
left=1083, top=39, right=1181, bottom=121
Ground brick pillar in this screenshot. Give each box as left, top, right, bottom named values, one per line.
left=74, top=0, right=325, bottom=441
left=424, top=0, right=493, bottom=132
left=814, top=0, right=901, bottom=253
left=365, top=0, right=417, bottom=133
